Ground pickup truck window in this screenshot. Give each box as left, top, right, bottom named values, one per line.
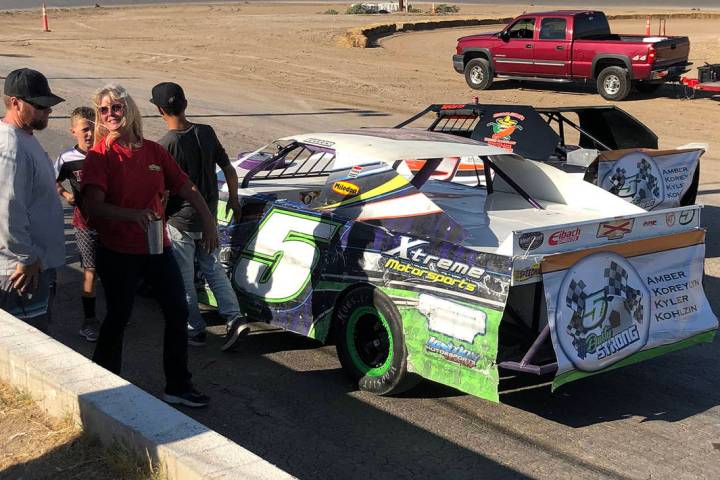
left=539, top=18, right=567, bottom=40
left=573, top=12, right=611, bottom=39
left=507, top=18, right=535, bottom=40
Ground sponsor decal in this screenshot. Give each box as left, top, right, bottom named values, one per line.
left=382, top=236, right=485, bottom=294
left=418, top=294, right=487, bottom=342
left=518, top=231, right=544, bottom=251
left=556, top=253, right=650, bottom=372
left=348, top=165, right=363, bottom=178
left=549, top=227, right=581, bottom=246
left=679, top=209, right=695, bottom=225
left=331, top=181, right=360, bottom=196
left=483, top=112, right=525, bottom=152
left=425, top=336, right=481, bottom=368
left=148, top=164, right=162, bottom=172
left=602, top=155, right=664, bottom=210
left=666, top=212, right=676, bottom=226
left=597, top=219, right=634, bottom=240
left=440, top=104, right=467, bottom=110
left=513, top=264, right=540, bottom=283
left=642, top=219, right=657, bottom=227
left=303, top=138, right=335, bottom=148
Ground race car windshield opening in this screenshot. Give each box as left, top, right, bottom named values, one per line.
left=242, top=141, right=336, bottom=187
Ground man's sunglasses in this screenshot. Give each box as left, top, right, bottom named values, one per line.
left=19, top=98, right=51, bottom=111
left=99, top=103, right=124, bottom=115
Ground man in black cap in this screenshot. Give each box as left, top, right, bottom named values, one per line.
left=1, top=68, right=65, bottom=331
left=151, top=81, right=249, bottom=351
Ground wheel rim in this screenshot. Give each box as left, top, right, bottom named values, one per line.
left=603, top=74, right=621, bottom=95
left=346, top=306, right=393, bottom=377
left=470, top=65, right=485, bottom=85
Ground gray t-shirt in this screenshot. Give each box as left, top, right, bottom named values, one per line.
left=0, top=122, right=65, bottom=274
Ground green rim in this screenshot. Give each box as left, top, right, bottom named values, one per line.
left=346, top=305, right=393, bottom=377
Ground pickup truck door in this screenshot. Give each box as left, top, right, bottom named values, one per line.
left=533, top=17, right=571, bottom=77
left=493, top=17, right=536, bottom=75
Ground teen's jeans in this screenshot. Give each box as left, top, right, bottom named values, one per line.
left=92, top=245, right=191, bottom=394
left=168, top=224, right=241, bottom=334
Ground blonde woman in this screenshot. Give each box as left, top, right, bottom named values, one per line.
left=82, top=85, right=214, bottom=408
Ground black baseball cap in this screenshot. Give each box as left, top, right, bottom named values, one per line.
left=3, top=68, right=64, bottom=108
left=150, top=82, right=187, bottom=109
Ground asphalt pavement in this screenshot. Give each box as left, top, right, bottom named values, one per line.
left=6, top=54, right=720, bottom=479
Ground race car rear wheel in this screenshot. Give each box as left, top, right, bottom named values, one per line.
left=464, top=58, right=493, bottom=90
left=335, top=285, right=418, bottom=395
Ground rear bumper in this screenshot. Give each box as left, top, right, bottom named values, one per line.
left=453, top=54, right=464, bottom=74
left=648, top=63, right=692, bottom=81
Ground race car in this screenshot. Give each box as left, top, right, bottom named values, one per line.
left=214, top=128, right=717, bottom=401
left=396, top=103, right=705, bottom=211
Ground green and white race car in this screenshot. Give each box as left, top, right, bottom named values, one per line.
left=212, top=128, right=716, bottom=402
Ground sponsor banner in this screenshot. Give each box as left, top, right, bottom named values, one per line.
left=401, top=294, right=506, bottom=402
left=541, top=232, right=717, bottom=388
left=512, top=205, right=701, bottom=256
left=597, top=149, right=701, bottom=210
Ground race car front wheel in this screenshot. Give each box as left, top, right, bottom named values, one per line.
left=335, top=285, right=418, bottom=395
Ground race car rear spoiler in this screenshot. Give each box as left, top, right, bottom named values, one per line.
left=396, top=103, right=658, bottom=161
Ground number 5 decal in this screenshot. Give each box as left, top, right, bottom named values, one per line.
left=233, top=208, right=341, bottom=303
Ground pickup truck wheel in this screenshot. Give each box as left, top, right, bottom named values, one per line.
left=335, top=285, right=419, bottom=396
left=597, top=66, right=631, bottom=101
left=464, top=58, right=493, bottom=90
left=634, top=81, right=662, bottom=94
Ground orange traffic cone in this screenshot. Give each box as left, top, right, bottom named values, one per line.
left=42, top=4, right=50, bottom=32
left=644, top=16, right=650, bottom=36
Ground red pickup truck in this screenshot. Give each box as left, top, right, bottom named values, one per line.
left=453, top=10, right=691, bottom=100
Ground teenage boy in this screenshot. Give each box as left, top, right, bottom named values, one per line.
left=151, top=82, right=249, bottom=351
left=54, top=107, right=100, bottom=341
left=0, top=68, right=65, bottom=331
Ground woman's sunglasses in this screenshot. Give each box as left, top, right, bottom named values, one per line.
left=99, top=103, right=124, bottom=115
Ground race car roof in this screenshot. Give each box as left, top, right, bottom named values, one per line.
left=281, top=128, right=513, bottom=169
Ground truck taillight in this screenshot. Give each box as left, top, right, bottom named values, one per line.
left=648, top=47, right=656, bottom=63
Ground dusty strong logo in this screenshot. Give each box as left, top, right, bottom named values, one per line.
left=601, top=153, right=664, bottom=210
left=556, top=253, right=650, bottom=372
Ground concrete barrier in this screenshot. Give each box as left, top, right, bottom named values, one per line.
left=0, top=310, right=294, bottom=480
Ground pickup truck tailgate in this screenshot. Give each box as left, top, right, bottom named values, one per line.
left=653, top=37, right=690, bottom=67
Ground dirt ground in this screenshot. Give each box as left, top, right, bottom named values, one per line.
left=0, top=3, right=718, bottom=156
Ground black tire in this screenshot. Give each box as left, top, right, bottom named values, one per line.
left=335, top=285, right=419, bottom=395
left=634, top=81, right=662, bottom=94
left=464, top=58, right=493, bottom=90
left=597, top=66, right=631, bottom=101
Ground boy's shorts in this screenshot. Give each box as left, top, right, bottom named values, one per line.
left=75, top=227, right=98, bottom=269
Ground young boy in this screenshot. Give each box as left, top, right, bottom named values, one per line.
left=151, top=82, right=249, bottom=351
left=54, top=107, right=100, bottom=341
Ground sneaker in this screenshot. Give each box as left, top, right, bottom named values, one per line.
left=162, top=386, right=210, bottom=408
left=188, top=331, right=207, bottom=347
left=220, top=315, right=250, bottom=352
left=78, top=319, right=100, bottom=342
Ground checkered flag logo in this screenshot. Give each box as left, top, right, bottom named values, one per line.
left=604, top=260, right=644, bottom=323
left=636, top=158, right=660, bottom=198
left=566, top=279, right=588, bottom=314
left=604, top=261, right=628, bottom=298
left=610, top=168, right=627, bottom=189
